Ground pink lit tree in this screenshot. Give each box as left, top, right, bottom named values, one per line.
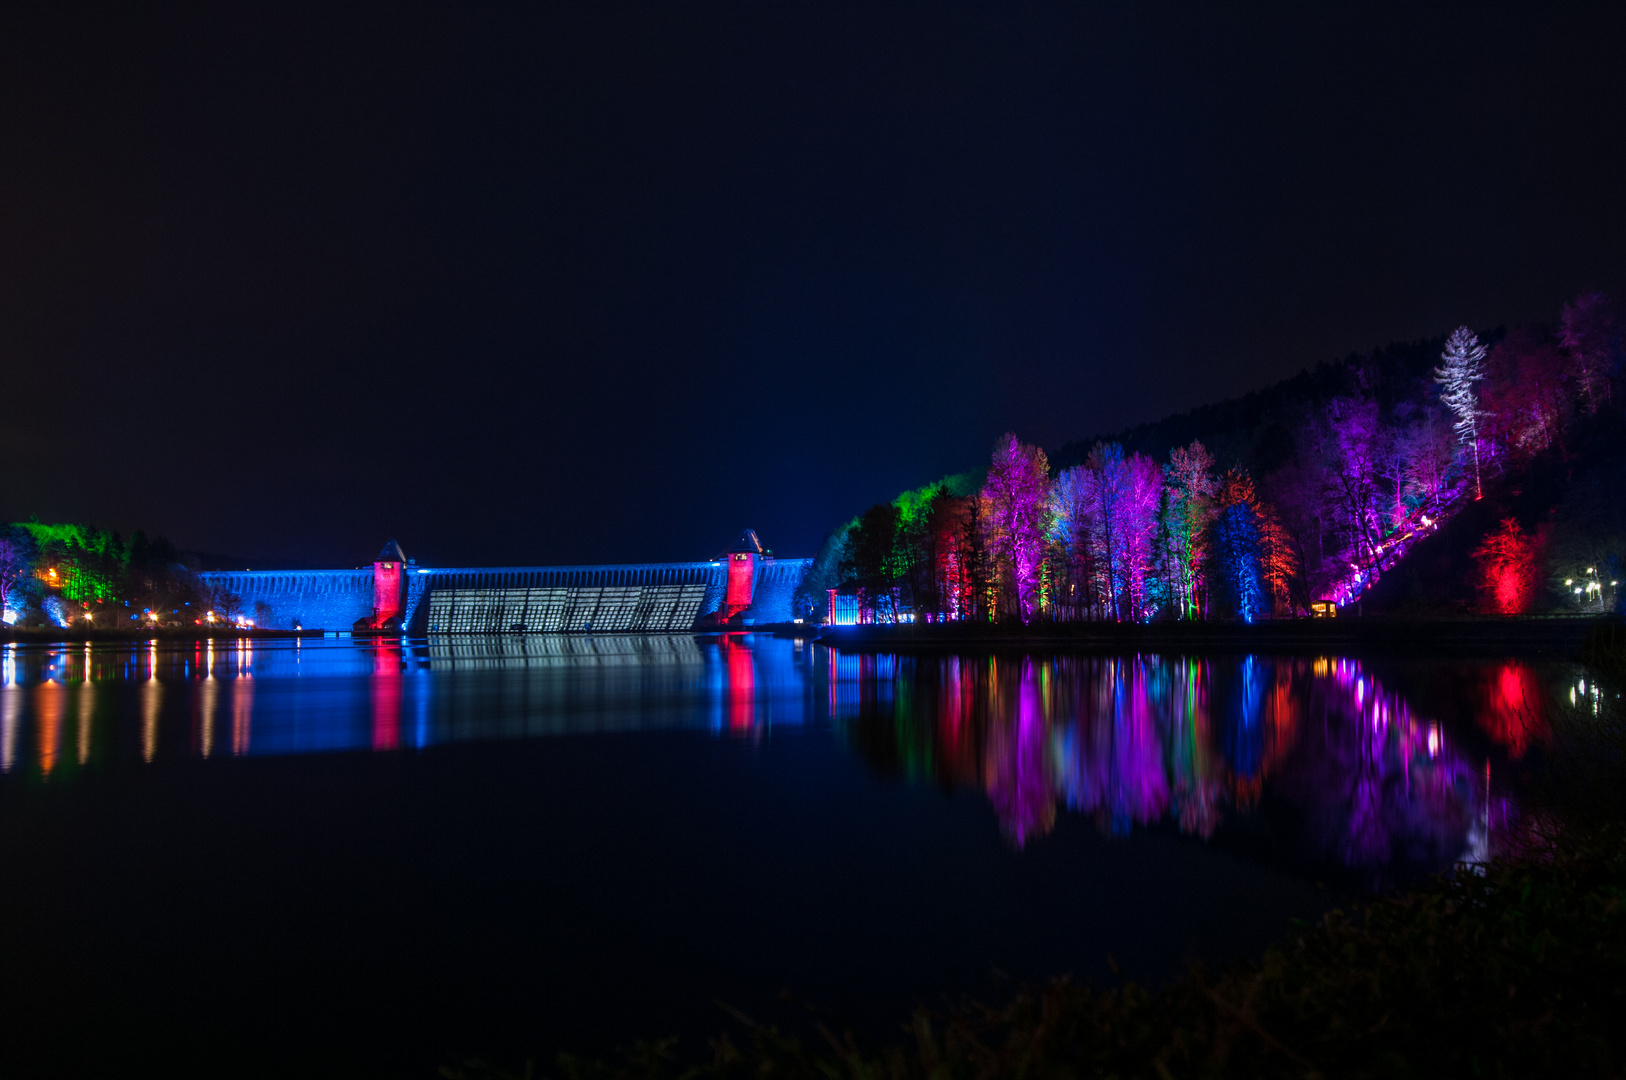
left=981, top=432, right=1052, bottom=623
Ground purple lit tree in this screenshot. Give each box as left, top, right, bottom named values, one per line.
left=1067, top=443, right=1164, bottom=621
left=1397, top=410, right=1460, bottom=520
left=1049, top=465, right=1097, bottom=620
left=1434, top=326, right=1487, bottom=499
left=1325, top=396, right=1392, bottom=578
left=981, top=433, right=1052, bottom=623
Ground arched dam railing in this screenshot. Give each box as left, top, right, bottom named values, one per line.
left=197, top=559, right=813, bottom=633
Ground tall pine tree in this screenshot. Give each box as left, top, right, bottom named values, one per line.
left=1434, top=326, right=1487, bottom=499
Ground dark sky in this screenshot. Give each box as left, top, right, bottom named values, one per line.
left=3, top=5, right=1623, bottom=568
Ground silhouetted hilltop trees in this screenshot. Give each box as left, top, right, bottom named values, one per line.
left=1050, top=335, right=1470, bottom=482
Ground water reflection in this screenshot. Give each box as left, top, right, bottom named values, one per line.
left=829, top=652, right=1561, bottom=875
left=0, top=634, right=818, bottom=775
left=0, top=635, right=1567, bottom=879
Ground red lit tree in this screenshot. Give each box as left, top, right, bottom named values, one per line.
left=1471, top=517, right=1542, bottom=615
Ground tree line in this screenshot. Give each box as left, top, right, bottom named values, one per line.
left=0, top=521, right=256, bottom=628
left=798, top=291, right=1623, bottom=623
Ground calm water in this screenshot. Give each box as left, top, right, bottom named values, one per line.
left=0, top=634, right=1566, bottom=1078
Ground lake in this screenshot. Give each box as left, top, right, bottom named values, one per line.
left=0, top=633, right=1566, bottom=1078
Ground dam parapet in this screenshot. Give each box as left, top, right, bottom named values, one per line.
left=197, top=533, right=811, bottom=634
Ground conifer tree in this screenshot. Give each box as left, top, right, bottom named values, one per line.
left=1434, top=326, right=1487, bottom=499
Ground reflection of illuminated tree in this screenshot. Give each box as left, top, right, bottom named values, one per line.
left=1479, top=662, right=1548, bottom=758
left=835, top=649, right=1491, bottom=873
left=1277, top=661, right=1477, bottom=874
left=983, top=660, right=1057, bottom=843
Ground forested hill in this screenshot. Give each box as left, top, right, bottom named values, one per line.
left=802, top=289, right=1622, bottom=624
left=1048, top=332, right=1475, bottom=477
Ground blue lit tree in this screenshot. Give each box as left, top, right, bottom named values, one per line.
left=1211, top=501, right=1266, bottom=622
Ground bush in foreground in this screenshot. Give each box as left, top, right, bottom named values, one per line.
left=445, top=826, right=1625, bottom=1080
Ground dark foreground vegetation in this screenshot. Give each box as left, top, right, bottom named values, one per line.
left=446, top=624, right=1626, bottom=1080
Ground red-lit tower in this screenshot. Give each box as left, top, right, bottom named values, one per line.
left=719, top=529, right=769, bottom=623
left=373, top=539, right=408, bottom=629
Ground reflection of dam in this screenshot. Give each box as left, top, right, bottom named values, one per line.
left=0, top=634, right=818, bottom=769
left=196, top=531, right=812, bottom=633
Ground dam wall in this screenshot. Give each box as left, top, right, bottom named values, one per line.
left=198, top=569, right=374, bottom=632
left=198, top=556, right=812, bottom=632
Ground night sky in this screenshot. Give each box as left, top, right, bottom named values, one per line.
left=3, top=6, right=1624, bottom=568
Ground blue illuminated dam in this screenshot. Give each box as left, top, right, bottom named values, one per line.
left=197, top=543, right=813, bottom=633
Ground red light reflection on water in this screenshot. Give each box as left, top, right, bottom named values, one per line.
left=721, top=636, right=756, bottom=731
left=372, top=642, right=401, bottom=751
left=1479, top=662, right=1547, bottom=758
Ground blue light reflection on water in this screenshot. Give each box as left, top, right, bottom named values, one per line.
left=0, top=632, right=1566, bottom=1078
left=0, top=634, right=820, bottom=769
left=0, top=634, right=1547, bottom=876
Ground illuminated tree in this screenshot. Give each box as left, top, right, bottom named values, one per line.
left=1161, top=440, right=1218, bottom=619
left=0, top=530, right=34, bottom=617
left=1057, top=443, right=1164, bottom=621
left=1325, top=396, right=1392, bottom=577
left=1471, top=517, right=1541, bottom=615
left=1114, top=451, right=1164, bottom=619
left=1558, top=291, right=1619, bottom=412
left=981, top=433, right=1052, bottom=623
left=840, top=502, right=903, bottom=622
left=1265, top=455, right=1337, bottom=605
left=1483, top=327, right=1571, bottom=463
left=926, top=492, right=978, bottom=621
left=1049, top=465, right=1096, bottom=620
left=791, top=527, right=851, bottom=622
left=1434, top=326, right=1487, bottom=498
left=1397, top=411, right=1460, bottom=519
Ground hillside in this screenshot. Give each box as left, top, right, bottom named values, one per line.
left=810, top=291, right=1621, bottom=623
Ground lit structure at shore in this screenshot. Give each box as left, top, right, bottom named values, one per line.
left=196, top=534, right=812, bottom=633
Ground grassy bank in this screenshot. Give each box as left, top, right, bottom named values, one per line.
left=444, top=833, right=1625, bottom=1079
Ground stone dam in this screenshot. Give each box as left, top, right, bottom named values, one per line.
left=197, top=532, right=813, bottom=634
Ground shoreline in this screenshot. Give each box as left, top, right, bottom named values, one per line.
left=0, top=615, right=1608, bottom=657
left=0, top=627, right=376, bottom=643
left=812, top=614, right=1610, bottom=656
